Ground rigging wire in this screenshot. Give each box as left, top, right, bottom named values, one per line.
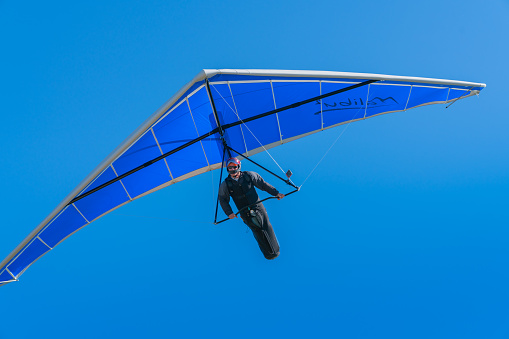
left=210, top=83, right=288, bottom=177
left=299, top=121, right=355, bottom=188
left=299, top=91, right=372, bottom=189
left=210, top=81, right=378, bottom=191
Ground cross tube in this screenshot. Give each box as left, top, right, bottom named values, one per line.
left=68, top=79, right=377, bottom=205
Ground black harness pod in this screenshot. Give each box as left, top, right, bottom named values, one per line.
left=225, top=172, right=280, bottom=259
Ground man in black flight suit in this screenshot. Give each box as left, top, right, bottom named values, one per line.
left=218, top=157, right=284, bottom=260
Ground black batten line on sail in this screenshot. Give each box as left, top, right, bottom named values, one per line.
left=68, top=79, right=377, bottom=205
left=68, top=130, right=217, bottom=205
left=222, top=79, right=378, bottom=129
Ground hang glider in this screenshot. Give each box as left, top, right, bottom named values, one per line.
left=0, top=69, right=485, bottom=286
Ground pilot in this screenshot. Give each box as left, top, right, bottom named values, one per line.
left=218, top=157, right=284, bottom=260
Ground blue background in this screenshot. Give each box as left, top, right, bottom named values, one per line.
left=0, top=1, right=507, bottom=338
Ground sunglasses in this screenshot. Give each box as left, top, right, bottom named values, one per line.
left=227, top=165, right=238, bottom=169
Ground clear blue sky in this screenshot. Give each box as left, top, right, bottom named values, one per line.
left=1, top=1, right=507, bottom=338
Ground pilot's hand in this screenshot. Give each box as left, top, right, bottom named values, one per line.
left=276, top=193, right=285, bottom=200
left=228, top=213, right=237, bottom=219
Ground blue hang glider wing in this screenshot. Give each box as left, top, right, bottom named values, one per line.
left=0, top=69, right=485, bottom=286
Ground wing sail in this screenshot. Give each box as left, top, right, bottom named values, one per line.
left=0, top=69, right=485, bottom=286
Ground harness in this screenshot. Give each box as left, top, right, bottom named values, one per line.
left=225, top=172, right=259, bottom=211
